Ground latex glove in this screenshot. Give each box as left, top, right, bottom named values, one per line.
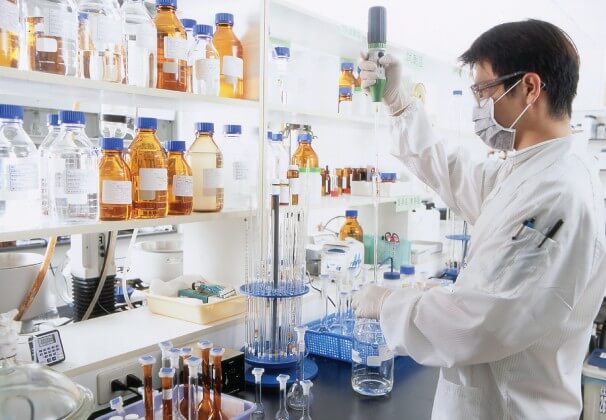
left=351, top=284, right=393, bottom=320
left=359, top=52, right=412, bottom=116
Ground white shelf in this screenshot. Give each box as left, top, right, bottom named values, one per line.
left=0, top=209, right=250, bottom=242
left=268, top=105, right=390, bottom=126
left=310, top=195, right=397, bottom=210
left=0, top=67, right=258, bottom=113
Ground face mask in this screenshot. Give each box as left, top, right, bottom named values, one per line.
left=472, top=79, right=534, bottom=151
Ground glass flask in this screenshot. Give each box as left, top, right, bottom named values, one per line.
left=165, top=140, right=192, bottom=215
left=191, top=24, right=220, bottom=96
left=291, top=133, right=318, bottom=169
left=0, top=0, right=19, bottom=68
left=121, top=0, right=157, bottom=87
left=98, top=137, right=131, bottom=221
left=39, top=113, right=60, bottom=216
left=155, top=0, right=187, bottom=92
left=287, top=326, right=310, bottom=411
left=197, top=340, right=213, bottom=419
left=251, top=367, right=265, bottom=420
left=208, top=347, right=226, bottom=420
left=189, top=122, right=224, bottom=212
left=214, top=13, right=243, bottom=98
left=275, top=374, right=290, bottom=420
left=339, top=209, right=363, bottom=242
left=351, top=318, right=394, bottom=396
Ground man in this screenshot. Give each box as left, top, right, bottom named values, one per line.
left=353, top=19, right=606, bottom=419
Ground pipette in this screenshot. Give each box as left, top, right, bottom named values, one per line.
left=186, top=356, right=201, bottom=420
left=299, top=380, right=313, bottom=420
left=251, top=367, right=265, bottom=419
left=138, top=355, right=156, bottom=420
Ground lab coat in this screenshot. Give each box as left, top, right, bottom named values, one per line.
left=381, top=100, right=606, bottom=419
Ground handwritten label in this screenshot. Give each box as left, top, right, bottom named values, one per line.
left=395, top=194, right=422, bottom=213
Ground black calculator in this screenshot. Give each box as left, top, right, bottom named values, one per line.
left=28, top=329, right=65, bottom=366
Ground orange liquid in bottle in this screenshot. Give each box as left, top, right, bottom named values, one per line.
left=339, top=210, right=364, bottom=242
left=214, top=13, right=244, bottom=98
left=155, top=2, right=188, bottom=91
left=0, top=0, right=20, bottom=68
left=292, top=134, right=319, bottom=169
left=99, top=138, right=132, bottom=221
left=166, top=141, right=193, bottom=215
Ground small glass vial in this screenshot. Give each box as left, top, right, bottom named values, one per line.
left=343, top=167, right=352, bottom=194
left=180, top=18, right=196, bottom=92
left=287, top=165, right=299, bottom=205
left=191, top=24, right=220, bottom=96
left=214, top=13, right=244, bottom=99
left=189, top=122, right=224, bottom=212
left=165, top=140, right=193, bottom=216
left=292, top=133, right=318, bottom=169
left=121, top=0, right=157, bottom=88
left=335, top=168, right=344, bottom=195
left=0, top=0, right=19, bottom=68
left=339, top=209, right=363, bottom=242
left=39, top=113, right=60, bottom=216
left=99, top=137, right=132, bottom=221
left=155, top=0, right=188, bottom=92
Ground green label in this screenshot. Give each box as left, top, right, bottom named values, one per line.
left=395, top=195, right=422, bottom=212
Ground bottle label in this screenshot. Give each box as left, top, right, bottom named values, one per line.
left=173, top=175, right=193, bottom=197
left=139, top=168, right=167, bottom=191
left=102, top=180, right=132, bottom=205
left=367, top=355, right=381, bottom=367
left=162, top=389, right=172, bottom=400
left=232, top=161, right=248, bottom=181
left=289, top=177, right=300, bottom=195
left=8, top=163, right=38, bottom=192
left=195, top=58, right=220, bottom=94
left=202, top=168, right=224, bottom=190
left=162, top=61, right=179, bottom=74
left=90, top=15, right=122, bottom=45
left=36, top=37, right=58, bottom=53
left=0, top=0, right=19, bottom=34
left=222, top=55, right=243, bottom=79
left=163, top=36, right=187, bottom=60
left=37, top=8, right=78, bottom=41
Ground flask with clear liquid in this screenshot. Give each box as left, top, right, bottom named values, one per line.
left=189, top=122, right=224, bottom=212
left=121, top=0, right=157, bottom=87
left=155, top=0, right=187, bottom=92
left=191, top=24, right=220, bottom=96
left=214, top=13, right=244, bottom=98
left=180, top=18, right=196, bottom=92
left=39, top=113, right=60, bottom=216
left=0, top=0, right=20, bottom=68
left=351, top=318, right=394, bottom=396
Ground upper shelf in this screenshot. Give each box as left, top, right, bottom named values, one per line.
left=268, top=105, right=391, bottom=127
left=0, top=67, right=258, bottom=114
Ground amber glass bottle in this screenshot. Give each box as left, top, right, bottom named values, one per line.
left=99, top=138, right=132, bottom=220
left=155, top=0, right=188, bottom=91
left=339, top=209, right=364, bottom=242
left=165, top=140, right=193, bottom=215
left=292, top=133, right=319, bottom=168
left=214, top=13, right=244, bottom=98
left=0, top=0, right=19, bottom=68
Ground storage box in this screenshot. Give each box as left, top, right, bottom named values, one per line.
left=145, top=293, right=246, bottom=325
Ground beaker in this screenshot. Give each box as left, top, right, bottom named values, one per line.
left=351, top=319, right=394, bottom=396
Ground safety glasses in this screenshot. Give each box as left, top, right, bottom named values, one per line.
left=470, top=71, right=526, bottom=106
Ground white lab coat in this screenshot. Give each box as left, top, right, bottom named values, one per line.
left=381, top=99, right=606, bottom=419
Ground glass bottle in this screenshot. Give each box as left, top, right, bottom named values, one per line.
left=189, top=122, right=224, bottom=212
left=77, top=0, right=125, bottom=83
left=270, top=46, right=290, bottom=105
left=77, top=12, right=91, bottom=78
left=291, top=133, right=318, bottom=169
left=351, top=319, right=394, bottom=396
left=159, top=367, right=175, bottom=420
left=267, top=132, right=288, bottom=181
left=165, top=140, right=193, bottom=215
left=0, top=0, right=19, bottom=68
left=99, top=137, right=132, bottom=221
left=191, top=24, right=220, bottom=96
left=180, top=18, right=196, bottom=92
left=129, top=117, right=168, bottom=219
left=197, top=340, right=213, bottom=420
left=222, top=124, right=251, bottom=210
left=23, top=0, right=78, bottom=75
left=339, top=62, right=355, bottom=88
left=275, top=374, right=290, bottom=420
left=339, top=210, right=364, bottom=242
left=121, top=0, right=157, bottom=88
left=251, top=367, right=265, bottom=420
left=155, top=0, right=187, bottom=92
left=49, top=110, right=98, bottom=223
left=214, top=13, right=243, bottom=99
left=0, top=104, right=39, bottom=227
left=39, top=113, right=60, bottom=216
left=209, top=347, right=226, bottom=420
left=179, top=347, right=193, bottom=418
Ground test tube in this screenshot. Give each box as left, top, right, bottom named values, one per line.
left=168, top=348, right=180, bottom=419
left=186, top=356, right=201, bottom=420
left=210, top=347, right=226, bottom=420
left=179, top=347, right=193, bottom=418
left=197, top=340, right=213, bottom=419
left=251, top=367, right=265, bottom=420
left=159, top=340, right=173, bottom=368
left=159, top=367, right=175, bottom=420
left=138, top=355, right=156, bottom=420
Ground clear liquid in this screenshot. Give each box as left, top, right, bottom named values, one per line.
left=122, top=0, right=157, bottom=87
left=189, top=133, right=224, bottom=212
left=39, top=126, right=60, bottom=216
left=191, top=36, right=220, bottom=96
left=351, top=371, right=394, bottom=396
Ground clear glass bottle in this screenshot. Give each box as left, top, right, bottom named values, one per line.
left=191, top=24, right=220, bottom=96
left=77, top=12, right=91, bottom=78
left=155, top=0, right=187, bottom=92
left=77, top=0, right=125, bottom=82
left=339, top=210, right=363, bottom=242
left=129, top=117, right=168, bottom=219
left=39, top=113, right=60, bottom=216
left=214, top=13, right=244, bottom=99
left=180, top=18, right=196, bottom=92
left=49, top=110, right=98, bottom=223
left=189, top=122, right=224, bottom=212
left=99, top=137, right=131, bottom=221
left=292, top=133, right=318, bottom=169
left=351, top=319, right=394, bottom=396
left=165, top=140, right=193, bottom=216
left=23, top=0, right=78, bottom=75
left=222, top=124, right=251, bottom=210
left=267, top=132, right=288, bottom=181
left=0, top=0, right=19, bottom=68
left=270, top=46, right=290, bottom=105
left=0, top=104, right=40, bottom=227
left=121, top=0, right=157, bottom=88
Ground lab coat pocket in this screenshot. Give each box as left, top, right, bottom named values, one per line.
left=431, top=376, right=497, bottom=420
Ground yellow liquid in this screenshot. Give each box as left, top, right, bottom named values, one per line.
left=214, top=23, right=243, bottom=98
left=339, top=216, right=364, bottom=242
left=128, top=128, right=168, bottom=219
left=155, top=5, right=187, bottom=92
left=339, top=69, right=355, bottom=88
left=25, top=16, right=74, bottom=75
left=99, top=150, right=132, bottom=221
left=292, top=142, right=319, bottom=168
left=167, top=151, right=193, bottom=215
left=0, top=0, right=19, bottom=68
left=189, top=132, right=224, bottom=212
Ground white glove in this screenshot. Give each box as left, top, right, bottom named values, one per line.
left=359, top=53, right=412, bottom=116
left=351, top=284, right=393, bottom=320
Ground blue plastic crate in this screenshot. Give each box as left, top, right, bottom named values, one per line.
left=305, top=314, right=354, bottom=362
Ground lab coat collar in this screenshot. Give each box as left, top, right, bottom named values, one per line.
left=508, top=136, right=573, bottom=167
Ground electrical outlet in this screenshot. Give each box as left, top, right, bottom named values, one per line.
left=96, top=354, right=162, bottom=405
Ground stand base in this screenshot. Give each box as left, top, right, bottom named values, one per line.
left=244, top=359, right=319, bottom=387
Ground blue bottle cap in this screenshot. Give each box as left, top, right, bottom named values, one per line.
left=194, top=24, right=213, bottom=37
left=0, top=104, right=24, bottom=120
left=383, top=271, right=401, bottom=280
left=267, top=131, right=273, bottom=139
left=78, top=12, right=88, bottom=22
left=196, top=122, right=214, bottom=133
left=274, top=46, right=290, bottom=58
left=453, top=90, right=463, bottom=96
left=339, top=87, right=353, bottom=96
left=58, top=110, right=85, bottom=125
left=165, top=140, right=186, bottom=152
left=156, top=0, right=177, bottom=7
left=100, top=137, right=124, bottom=151
left=271, top=133, right=283, bottom=142
left=345, top=209, right=358, bottom=218
left=400, top=264, right=415, bottom=275
left=223, top=124, right=242, bottom=136
left=47, top=113, right=59, bottom=126
left=180, top=18, right=196, bottom=29
left=215, top=13, right=234, bottom=25
left=380, top=172, right=396, bottom=181
left=297, top=133, right=312, bottom=142
left=137, top=117, right=157, bottom=130
left=341, top=62, right=354, bottom=71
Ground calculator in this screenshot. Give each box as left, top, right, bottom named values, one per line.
left=28, top=330, right=65, bottom=366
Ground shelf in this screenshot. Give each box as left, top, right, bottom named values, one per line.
left=268, top=105, right=391, bottom=126
left=0, top=67, right=258, bottom=113
left=590, top=138, right=606, bottom=141
left=309, top=195, right=397, bottom=210
left=0, top=209, right=250, bottom=242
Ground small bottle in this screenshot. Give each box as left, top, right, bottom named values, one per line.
left=400, top=264, right=416, bottom=288
left=343, top=167, right=352, bottom=194
left=338, top=87, right=353, bottom=114
left=271, top=46, right=290, bottom=105
left=339, top=210, right=363, bottom=242
left=121, top=0, right=157, bottom=88
left=129, top=117, right=168, bottom=219
left=287, top=165, right=299, bottom=205
left=292, top=133, right=319, bottom=169
left=49, top=110, right=98, bottom=223
left=165, top=140, right=193, bottom=216
left=189, top=122, right=224, bottom=212
left=39, top=113, right=61, bottom=216
left=222, top=124, right=251, bottom=210
left=155, top=0, right=188, bottom=92
left=77, top=0, right=125, bottom=83
left=0, top=105, right=40, bottom=227
left=339, top=62, right=355, bottom=89
left=267, top=132, right=288, bottom=181
left=99, top=137, right=132, bottom=221
left=139, top=355, right=156, bottom=420
left=214, top=13, right=244, bottom=99
left=330, top=169, right=340, bottom=197
left=191, top=24, right=220, bottom=96
left=77, top=13, right=91, bottom=78
left=180, top=18, right=196, bottom=92
left=0, top=0, right=19, bottom=68
left=24, top=0, right=78, bottom=76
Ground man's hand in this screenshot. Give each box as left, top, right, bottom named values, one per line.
left=352, top=284, right=393, bottom=320
left=358, top=53, right=412, bottom=115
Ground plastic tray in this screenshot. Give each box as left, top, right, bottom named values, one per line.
left=145, top=292, right=246, bottom=325
left=304, top=314, right=354, bottom=362
left=96, top=387, right=255, bottom=420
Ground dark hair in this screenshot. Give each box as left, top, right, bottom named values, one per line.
left=460, top=19, right=579, bottom=118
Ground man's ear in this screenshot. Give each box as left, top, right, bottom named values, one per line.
left=522, top=73, right=542, bottom=104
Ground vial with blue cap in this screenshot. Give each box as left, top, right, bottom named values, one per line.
left=122, top=0, right=157, bottom=88
left=189, top=122, right=224, bottom=212
left=155, top=0, right=188, bottom=92
left=214, top=12, right=244, bottom=98
left=39, top=114, right=61, bottom=216
left=0, top=104, right=39, bottom=226
left=270, top=46, right=291, bottom=105
left=165, top=140, right=193, bottom=215
left=292, top=132, right=319, bottom=169
left=339, top=209, right=364, bottom=242
left=191, top=24, right=220, bottom=96
left=99, top=137, right=132, bottom=221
